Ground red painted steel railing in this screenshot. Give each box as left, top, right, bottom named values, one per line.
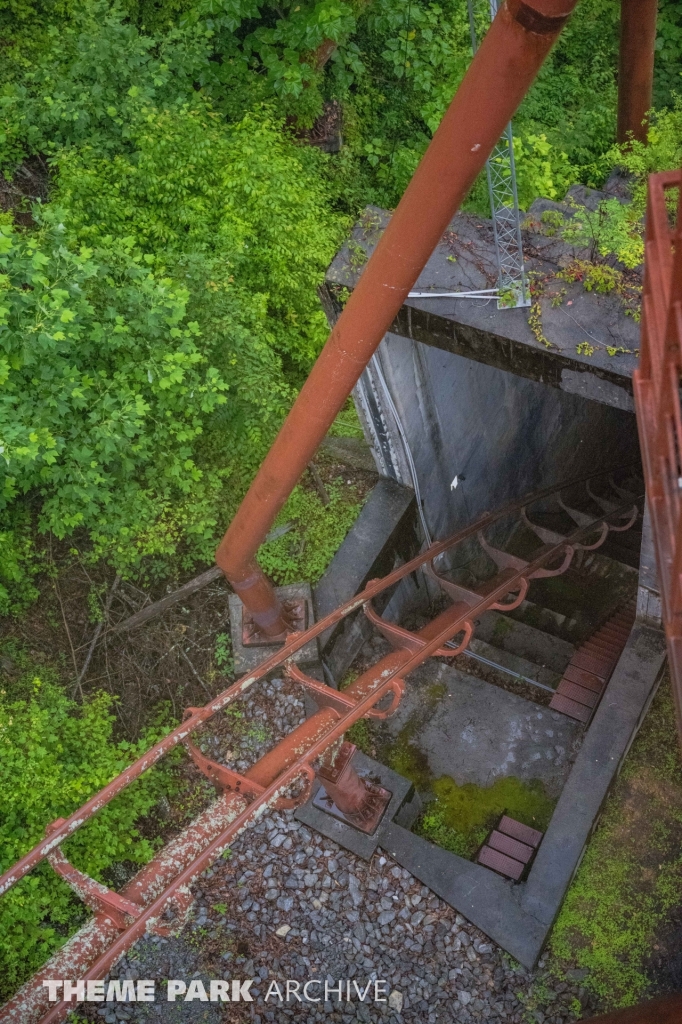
left=0, top=470, right=639, bottom=1023
left=633, top=169, right=682, bottom=741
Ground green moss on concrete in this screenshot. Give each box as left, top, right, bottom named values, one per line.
left=382, top=681, right=556, bottom=859
left=416, top=775, right=556, bottom=859
left=549, top=677, right=682, bottom=1009
left=387, top=724, right=433, bottom=791
left=346, top=716, right=373, bottom=756
left=427, top=682, right=448, bottom=701
left=492, top=615, right=515, bottom=642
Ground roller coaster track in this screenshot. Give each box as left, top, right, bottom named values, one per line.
left=0, top=468, right=641, bottom=1023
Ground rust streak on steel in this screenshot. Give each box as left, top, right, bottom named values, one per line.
left=1, top=489, right=640, bottom=1024
left=578, top=992, right=682, bottom=1024
left=617, top=0, right=658, bottom=146
left=0, top=465, right=628, bottom=901
left=633, top=168, right=682, bottom=744
left=214, top=0, right=581, bottom=636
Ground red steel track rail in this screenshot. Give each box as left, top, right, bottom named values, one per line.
left=0, top=470, right=640, bottom=1023
left=633, top=169, right=682, bottom=743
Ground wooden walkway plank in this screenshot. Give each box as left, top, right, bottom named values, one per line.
left=497, top=815, right=544, bottom=848
left=477, top=845, right=525, bottom=880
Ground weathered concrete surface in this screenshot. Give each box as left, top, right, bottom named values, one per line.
left=351, top=328, right=639, bottom=562
left=473, top=609, right=576, bottom=674
left=294, top=750, right=419, bottom=860
left=313, top=476, right=415, bottom=666
left=326, top=199, right=640, bottom=405
left=380, top=820, right=547, bottom=968
left=373, top=626, right=666, bottom=967
left=322, top=197, right=640, bottom=582
left=522, top=621, right=667, bottom=929
left=319, top=434, right=378, bottom=472
left=637, top=501, right=662, bottom=628
left=384, top=661, right=582, bottom=798
left=464, top=636, right=562, bottom=690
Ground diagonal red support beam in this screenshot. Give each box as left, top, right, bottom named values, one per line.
left=214, top=0, right=582, bottom=638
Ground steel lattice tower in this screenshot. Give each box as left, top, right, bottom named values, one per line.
left=467, top=0, right=530, bottom=308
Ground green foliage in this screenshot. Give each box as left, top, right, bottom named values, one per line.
left=612, top=97, right=682, bottom=207
left=0, top=658, right=172, bottom=1000
left=0, top=208, right=229, bottom=562
left=559, top=260, right=624, bottom=295
left=559, top=199, right=644, bottom=270
left=513, top=133, right=573, bottom=211
left=0, top=0, right=679, bottom=585
left=0, top=2, right=346, bottom=571
left=0, top=513, right=39, bottom=615
left=655, top=0, right=682, bottom=110
left=214, top=632, right=234, bottom=675
left=550, top=681, right=682, bottom=1008
left=516, top=0, right=619, bottom=188
left=54, top=102, right=340, bottom=365
left=257, top=483, right=362, bottom=585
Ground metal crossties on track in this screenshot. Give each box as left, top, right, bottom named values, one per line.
left=0, top=469, right=640, bottom=1024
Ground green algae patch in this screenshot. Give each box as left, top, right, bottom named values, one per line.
left=416, top=775, right=556, bottom=859
left=386, top=725, right=435, bottom=792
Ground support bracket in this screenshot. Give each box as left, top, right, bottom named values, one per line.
left=184, top=738, right=266, bottom=802
left=363, top=586, right=473, bottom=657
left=45, top=820, right=142, bottom=930
left=286, top=663, right=404, bottom=720
left=477, top=530, right=575, bottom=579
left=522, top=507, right=610, bottom=552
left=425, top=561, right=529, bottom=612
left=183, top=719, right=315, bottom=811
left=242, top=597, right=307, bottom=647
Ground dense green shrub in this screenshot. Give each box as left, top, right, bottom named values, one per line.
left=0, top=0, right=679, bottom=594
left=257, top=483, right=361, bottom=584
left=0, top=209, right=229, bottom=560
left=0, top=5, right=347, bottom=573
left=0, top=666, right=170, bottom=1000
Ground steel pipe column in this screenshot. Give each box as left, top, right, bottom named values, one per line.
left=617, top=0, right=657, bottom=145
left=215, top=0, right=580, bottom=634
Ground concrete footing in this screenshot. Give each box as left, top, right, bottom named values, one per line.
left=295, top=751, right=421, bottom=861
left=228, top=582, right=318, bottom=675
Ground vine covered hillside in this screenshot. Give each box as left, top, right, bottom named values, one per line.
left=0, top=0, right=680, bottom=599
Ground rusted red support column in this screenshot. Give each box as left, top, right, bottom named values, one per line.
left=617, top=0, right=657, bottom=145
left=216, top=0, right=580, bottom=635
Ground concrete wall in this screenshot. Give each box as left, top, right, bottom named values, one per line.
left=354, top=331, right=640, bottom=564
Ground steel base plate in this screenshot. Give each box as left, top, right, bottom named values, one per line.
left=312, top=781, right=392, bottom=836
left=242, top=597, right=307, bottom=646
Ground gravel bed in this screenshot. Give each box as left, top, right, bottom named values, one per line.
left=82, top=815, right=595, bottom=1024
left=194, top=675, right=309, bottom=774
